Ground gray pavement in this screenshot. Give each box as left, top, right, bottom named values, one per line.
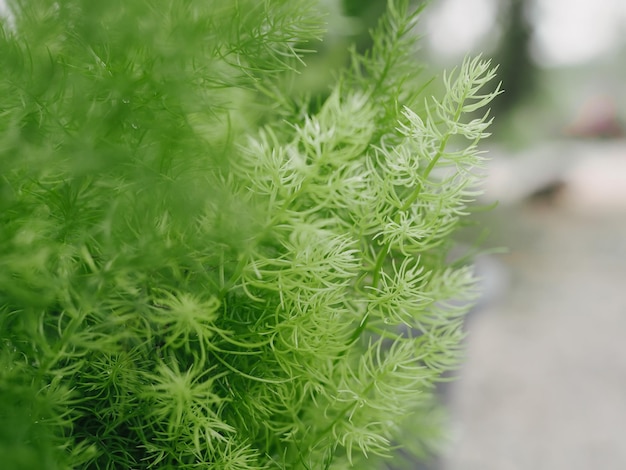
left=441, top=142, right=626, bottom=469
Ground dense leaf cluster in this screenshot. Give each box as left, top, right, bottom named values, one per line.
left=0, top=0, right=499, bottom=468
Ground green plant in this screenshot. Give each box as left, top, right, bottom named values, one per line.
left=0, top=0, right=499, bottom=468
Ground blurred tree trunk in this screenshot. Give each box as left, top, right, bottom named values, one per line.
left=491, top=0, right=536, bottom=116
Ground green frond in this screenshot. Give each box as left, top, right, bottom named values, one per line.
left=1, top=0, right=498, bottom=468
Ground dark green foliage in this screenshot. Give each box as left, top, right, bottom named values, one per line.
left=0, top=0, right=498, bottom=468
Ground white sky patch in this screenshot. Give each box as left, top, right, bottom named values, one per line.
left=424, top=0, right=626, bottom=67
left=424, top=0, right=498, bottom=59
left=530, top=0, right=626, bottom=66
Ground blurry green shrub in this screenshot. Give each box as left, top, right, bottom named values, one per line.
left=0, top=0, right=499, bottom=468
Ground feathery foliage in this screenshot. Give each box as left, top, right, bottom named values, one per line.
left=0, top=0, right=500, bottom=468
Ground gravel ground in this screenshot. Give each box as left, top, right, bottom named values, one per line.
left=440, top=145, right=626, bottom=469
